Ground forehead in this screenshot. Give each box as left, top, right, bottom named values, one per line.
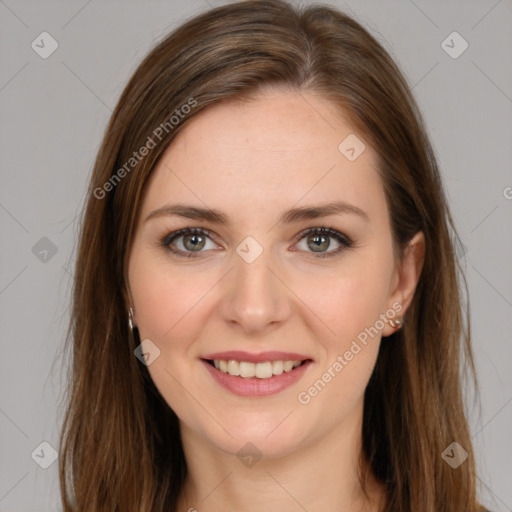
left=139, top=90, right=387, bottom=225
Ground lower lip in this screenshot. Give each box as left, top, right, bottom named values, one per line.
left=201, top=359, right=312, bottom=397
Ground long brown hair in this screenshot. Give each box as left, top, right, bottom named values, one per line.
left=58, top=1, right=484, bottom=510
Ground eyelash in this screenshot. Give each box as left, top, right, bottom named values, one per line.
left=159, top=226, right=354, bottom=259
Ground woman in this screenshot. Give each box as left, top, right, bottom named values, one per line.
left=58, top=1, right=488, bottom=510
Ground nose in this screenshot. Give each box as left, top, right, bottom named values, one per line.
left=218, top=245, right=293, bottom=335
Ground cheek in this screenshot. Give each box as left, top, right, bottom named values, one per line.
left=294, top=268, right=390, bottom=419
left=308, top=257, right=394, bottom=351
left=128, top=253, right=214, bottom=424
left=129, top=250, right=215, bottom=347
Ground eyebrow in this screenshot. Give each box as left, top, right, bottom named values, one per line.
left=144, top=201, right=370, bottom=225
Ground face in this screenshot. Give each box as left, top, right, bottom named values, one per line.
left=127, top=89, right=420, bottom=460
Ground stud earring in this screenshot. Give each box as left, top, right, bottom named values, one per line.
left=388, top=317, right=403, bottom=329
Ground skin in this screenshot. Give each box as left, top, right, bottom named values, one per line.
left=127, top=89, right=425, bottom=512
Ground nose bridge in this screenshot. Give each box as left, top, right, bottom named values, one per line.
left=221, top=236, right=291, bottom=332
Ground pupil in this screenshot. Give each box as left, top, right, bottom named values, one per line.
left=310, top=234, right=328, bottom=252
left=185, top=234, right=204, bottom=251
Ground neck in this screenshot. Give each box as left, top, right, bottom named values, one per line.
left=176, top=400, right=385, bottom=512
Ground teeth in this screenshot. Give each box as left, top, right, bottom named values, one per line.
left=213, top=359, right=303, bottom=379
left=239, top=361, right=255, bottom=378
left=227, top=360, right=240, bottom=376
left=283, top=361, right=294, bottom=372
left=272, top=360, right=284, bottom=375
left=255, top=361, right=272, bottom=378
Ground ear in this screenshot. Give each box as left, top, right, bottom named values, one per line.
left=381, top=231, right=425, bottom=337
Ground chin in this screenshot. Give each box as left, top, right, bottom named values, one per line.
left=194, top=409, right=315, bottom=462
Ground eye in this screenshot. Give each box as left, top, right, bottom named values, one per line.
left=161, top=227, right=218, bottom=258
left=293, top=227, right=354, bottom=258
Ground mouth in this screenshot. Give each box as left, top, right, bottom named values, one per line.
left=203, top=358, right=311, bottom=379
left=200, top=352, right=313, bottom=397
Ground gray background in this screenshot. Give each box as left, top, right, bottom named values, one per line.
left=0, top=0, right=511, bottom=510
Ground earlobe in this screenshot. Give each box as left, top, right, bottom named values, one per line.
left=383, top=231, right=425, bottom=336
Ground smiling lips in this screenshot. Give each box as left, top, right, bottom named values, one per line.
left=201, top=351, right=312, bottom=396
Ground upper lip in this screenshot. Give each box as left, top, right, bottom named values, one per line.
left=201, top=351, right=312, bottom=363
